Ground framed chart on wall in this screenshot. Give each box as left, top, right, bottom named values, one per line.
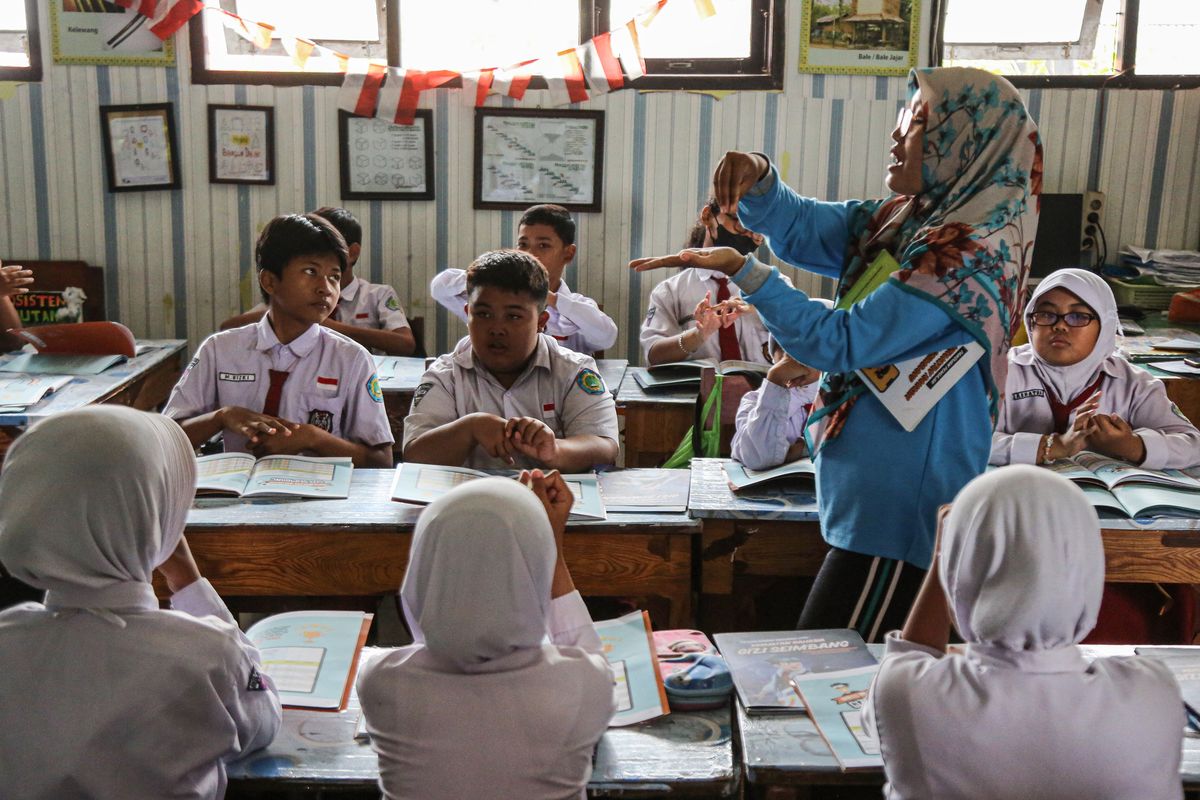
left=798, top=0, right=919, bottom=76
left=208, top=104, right=275, bottom=185
left=474, top=108, right=604, bottom=213
left=338, top=111, right=434, bottom=201
left=49, top=2, right=175, bottom=67
left=99, top=103, right=180, bottom=193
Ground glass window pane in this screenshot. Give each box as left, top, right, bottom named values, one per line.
left=610, top=0, right=751, bottom=59
left=235, top=0, right=380, bottom=41
left=398, top=0, right=579, bottom=72
left=0, top=4, right=27, bottom=32
left=1136, top=0, right=1200, bottom=75
left=943, top=0, right=1087, bottom=43
left=0, top=2, right=28, bottom=69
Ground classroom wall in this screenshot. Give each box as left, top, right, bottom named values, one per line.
left=1, top=2, right=1199, bottom=360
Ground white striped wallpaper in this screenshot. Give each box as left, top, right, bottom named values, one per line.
left=0, top=2, right=1198, bottom=361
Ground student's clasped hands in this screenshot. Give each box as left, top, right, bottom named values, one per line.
left=693, top=291, right=749, bottom=336
left=1052, top=392, right=1148, bottom=463
left=470, top=413, right=559, bottom=466
left=216, top=406, right=299, bottom=447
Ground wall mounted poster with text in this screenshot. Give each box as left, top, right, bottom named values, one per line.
left=339, top=111, right=434, bottom=201
left=474, top=108, right=604, bottom=213
left=208, top=105, right=275, bottom=185
left=50, top=1, right=174, bottom=67
left=99, top=103, right=180, bottom=192
left=799, top=0, right=919, bottom=76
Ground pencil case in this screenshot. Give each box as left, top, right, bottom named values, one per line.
left=662, top=654, right=733, bottom=711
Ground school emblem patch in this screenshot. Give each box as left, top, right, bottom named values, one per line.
left=366, top=373, right=384, bottom=403
left=644, top=306, right=656, bottom=324
left=385, top=295, right=401, bottom=311
left=575, top=368, right=606, bottom=396
left=411, top=381, right=433, bottom=409
left=308, top=409, right=334, bottom=432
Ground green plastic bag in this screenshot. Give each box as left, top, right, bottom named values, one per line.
left=661, top=373, right=724, bottom=469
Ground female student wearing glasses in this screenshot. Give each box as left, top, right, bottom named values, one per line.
left=631, top=67, right=1042, bottom=640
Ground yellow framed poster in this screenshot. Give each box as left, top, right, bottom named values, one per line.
left=799, top=0, right=919, bottom=76
left=50, top=1, right=175, bottom=67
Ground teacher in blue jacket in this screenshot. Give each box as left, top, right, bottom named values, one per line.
left=633, top=67, right=1042, bottom=640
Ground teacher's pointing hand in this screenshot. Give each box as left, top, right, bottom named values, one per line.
left=628, top=246, right=747, bottom=276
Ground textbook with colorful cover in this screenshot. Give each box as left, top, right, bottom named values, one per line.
left=0, top=374, right=72, bottom=411
left=594, top=610, right=671, bottom=726
left=713, top=629, right=876, bottom=713
left=246, top=610, right=373, bottom=711
left=1045, top=452, right=1200, bottom=518
left=195, top=454, right=354, bottom=499
left=723, top=457, right=816, bottom=492
left=791, top=664, right=883, bottom=771
left=389, top=462, right=607, bottom=520
left=598, top=469, right=691, bottom=512
left=631, top=359, right=767, bottom=391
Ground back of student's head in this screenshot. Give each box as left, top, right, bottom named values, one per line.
left=465, top=249, right=550, bottom=309
left=519, top=204, right=575, bottom=246
left=311, top=206, right=363, bottom=248
left=255, top=213, right=349, bottom=302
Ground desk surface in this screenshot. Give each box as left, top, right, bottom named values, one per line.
left=617, top=368, right=697, bottom=406
left=0, top=340, right=187, bottom=427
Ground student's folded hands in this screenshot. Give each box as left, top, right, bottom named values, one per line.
left=506, top=416, right=558, bottom=464
left=251, top=423, right=323, bottom=457
left=1088, top=413, right=1147, bottom=464
left=217, top=406, right=299, bottom=445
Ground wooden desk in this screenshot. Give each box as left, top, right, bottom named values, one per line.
left=1123, top=322, right=1200, bottom=425
left=617, top=368, right=695, bottom=468
left=0, top=339, right=186, bottom=434
left=226, top=654, right=738, bottom=798
left=183, top=469, right=699, bottom=628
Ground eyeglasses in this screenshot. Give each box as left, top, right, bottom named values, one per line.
left=1027, top=311, right=1099, bottom=328
left=895, top=106, right=924, bottom=138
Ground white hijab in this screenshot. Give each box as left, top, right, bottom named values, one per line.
left=0, top=406, right=196, bottom=616
left=940, top=465, right=1103, bottom=660
left=401, top=477, right=556, bottom=674
left=1024, top=268, right=1120, bottom=403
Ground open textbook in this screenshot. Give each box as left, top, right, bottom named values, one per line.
left=713, top=629, right=876, bottom=713
left=791, top=664, right=883, bottom=771
left=631, top=359, right=767, bottom=391
left=389, top=463, right=607, bottom=520
left=723, top=457, right=816, bottom=492
left=245, top=611, right=372, bottom=710
left=1045, top=452, right=1200, bottom=518
left=0, top=374, right=71, bottom=412
left=595, top=610, right=671, bottom=726
left=598, top=469, right=691, bottom=512
left=0, top=352, right=127, bottom=376
left=195, top=454, right=354, bottom=499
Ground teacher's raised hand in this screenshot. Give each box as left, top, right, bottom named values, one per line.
left=628, top=246, right=746, bottom=276
left=713, top=151, right=770, bottom=216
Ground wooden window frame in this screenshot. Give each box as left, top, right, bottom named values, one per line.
left=0, top=0, right=42, bottom=83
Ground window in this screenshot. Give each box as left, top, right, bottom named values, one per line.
left=191, top=0, right=782, bottom=89
left=935, top=0, right=1200, bottom=87
left=0, top=0, right=41, bottom=82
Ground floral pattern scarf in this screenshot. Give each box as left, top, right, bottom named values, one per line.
left=806, top=66, right=1042, bottom=451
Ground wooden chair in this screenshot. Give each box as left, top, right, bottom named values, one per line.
left=4, top=260, right=105, bottom=324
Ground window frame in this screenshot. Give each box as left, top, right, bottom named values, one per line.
left=932, top=0, right=1200, bottom=89
left=190, top=0, right=783, bottom=90
left=0, top=0, right=42, bottom=83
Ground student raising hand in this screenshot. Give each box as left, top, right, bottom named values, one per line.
left=0, top=261, right=33, bottom=298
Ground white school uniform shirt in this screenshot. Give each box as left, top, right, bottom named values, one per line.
left=163, top=316, right=394, bottom=453
left=0, top=580, right=282, bottom=800
left=402, top=334, right=619, bottom=469
left=639, top=268, right=774, bottom=364
left=430, top=268, right=618, bottom=354
left=332, top=275, right=411, bottom=353
left=990, top=345, right=1200, bottom=469
left=729, top=379, right=818, bottom=470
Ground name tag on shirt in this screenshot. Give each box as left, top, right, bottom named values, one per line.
left=219, top=372, right=256, bottom=382
left=1012, top=388, right=1045, bottom=400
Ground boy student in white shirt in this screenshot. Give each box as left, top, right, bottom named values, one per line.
left=221, top=206, right=417, bottom=357
left=430, top=204, right=618, bottom=355
left=640, top=200, right=775, bottom=366
left=165, top=213, right=394, bottom=467
left=404, top=249, right=619, bottom=471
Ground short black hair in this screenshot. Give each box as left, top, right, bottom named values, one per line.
left=685, top=198, right=720, bottom=249
left=518, top=204, right=575, bottom=246
left=311, top=206, right=362, bottom=247
left=256, top=213, right=349, bottom=303
left=465, top=249, right=550, bottom=309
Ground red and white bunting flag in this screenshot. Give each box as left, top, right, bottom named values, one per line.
left=507, top=62, right=535, bottom=100
left=338, top=60, right=387, bottom=117
left=113, top=0, right=159, bottom=16
left=376, top=68, right=425, bottom=126
left=112, top=0, right=203, bottom=40
left=694, top=0, right=717, bottom=19
left=578, top=33, right=624, bottom=94
left=461, top=69, right=496, bottom=107
left=610, top=20, right=647, bottom=81
left=281, top=37, right=316, bottom=70
left=639, top=0, right=670, bottom=27
left=557, top=48, right=590, bottom=105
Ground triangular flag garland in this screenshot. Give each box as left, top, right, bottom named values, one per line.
left=111, top=0, right=720, bottom=123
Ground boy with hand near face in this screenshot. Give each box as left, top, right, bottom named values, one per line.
left=404, top=249, right=619, bottom=471
left=221, top=207, right=417, bottom=357
left=165, top=214, right=394, bottom=467
left=430, top=204, right=617, bottom=355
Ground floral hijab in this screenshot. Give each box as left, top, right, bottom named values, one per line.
left=806, top=67, right=1042, bottom=451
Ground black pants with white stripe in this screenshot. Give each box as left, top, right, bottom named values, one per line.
left=796, top=546, right=927, bottom=643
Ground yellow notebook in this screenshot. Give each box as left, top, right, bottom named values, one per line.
left=836, top=250, right=899, bottom=310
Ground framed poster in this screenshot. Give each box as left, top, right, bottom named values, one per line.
left=99, top=103, right=181, bottom=193
left=474, top=108, right=604, bottom=213
left=799, top=0, right=919, bottom=76
left=49, top=1, right=174, bottom=67
left=208, top=104, right=275, bottom=185
left=338, top=110, right=434, bottom=201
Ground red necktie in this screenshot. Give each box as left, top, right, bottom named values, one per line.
left=262, top=369, right=290, bottom=417
left=1042, top=374, right=1104, bottom=434
left=713, top=278, right=742, bottom=362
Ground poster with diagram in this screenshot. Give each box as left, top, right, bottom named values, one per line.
left=99, top=103, right=179, bottom=192
left=474, top=108, right=604, bottom=212
left=208, top=104, right=275, bottom=185
left=338, top=110, right=434, bottom=201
